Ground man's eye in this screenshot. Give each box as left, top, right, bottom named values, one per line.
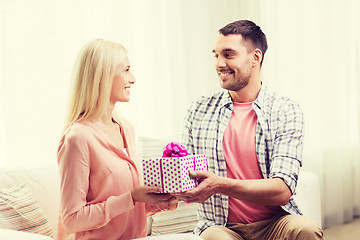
left=225, top=54, right=233, bottom=58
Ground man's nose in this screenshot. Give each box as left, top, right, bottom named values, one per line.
left=215, top=56, right=226, bottom=69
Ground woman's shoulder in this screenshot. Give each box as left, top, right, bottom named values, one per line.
left=57, top=121, right=95, bottom=155
left=62, top=121, right=97, bottom=144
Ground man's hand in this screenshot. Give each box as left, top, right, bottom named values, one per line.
left=173, top=170, right=221, bottom=203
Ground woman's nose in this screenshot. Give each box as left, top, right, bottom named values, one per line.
left=130, top=74, right=136, bottom=84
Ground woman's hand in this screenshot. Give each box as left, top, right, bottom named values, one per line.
left=131, top=186, right=177, bottom=205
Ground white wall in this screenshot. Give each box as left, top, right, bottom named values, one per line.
left=0, top=0, right=259, bottom=166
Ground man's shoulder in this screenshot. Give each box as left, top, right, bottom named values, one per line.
left=189, top=90, right=229, bottom=110
left=274, top=93, right=302, bottom=113
left=261, top=86, right=302, bottom=112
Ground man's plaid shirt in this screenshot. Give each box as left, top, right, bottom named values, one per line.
left=181, top=84, right=304, bottom=235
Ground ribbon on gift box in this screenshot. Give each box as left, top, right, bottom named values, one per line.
left=160, top=142, right=188, bottom=192
left=159, top=158, right=164, bottom=192
left=162, top=142, right=188, bottom=157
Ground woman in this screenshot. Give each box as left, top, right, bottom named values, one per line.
left=57, top=39, right=175, bottom=240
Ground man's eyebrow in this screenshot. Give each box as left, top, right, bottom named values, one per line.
left=222, top=48, right=235, bottom=52
left=212, top=48, right=235, bottom=53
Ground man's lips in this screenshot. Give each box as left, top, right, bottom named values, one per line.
left=218, top=71, right=233, bottom=81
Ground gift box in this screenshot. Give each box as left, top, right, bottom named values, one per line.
left=142, top=142, right=207, bottom=193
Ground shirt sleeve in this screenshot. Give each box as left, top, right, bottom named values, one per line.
left=57, top=132, right=135, bottom=233
left=269, top=101, right=304, bottom=194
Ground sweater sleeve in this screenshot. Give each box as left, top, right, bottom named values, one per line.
left=57, top=131, right=136, bottom=233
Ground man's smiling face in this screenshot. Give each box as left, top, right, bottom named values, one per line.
left=213, top=34, right=254, bottom=92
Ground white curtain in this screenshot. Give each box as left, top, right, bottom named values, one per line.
left=0, top=0, right=252, bottom=166
left=0, top=29, right=6, bottom=164
left=0, top=0, right=359, bottom=229
left=259, top=0, right=360, bottom=228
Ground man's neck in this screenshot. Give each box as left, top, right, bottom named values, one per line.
left=229, top=80, right=262, bottom=103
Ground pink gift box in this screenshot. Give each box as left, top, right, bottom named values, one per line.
left=142, top=155, right=207, bottom=193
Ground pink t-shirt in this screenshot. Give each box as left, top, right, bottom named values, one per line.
left=223, top=102, right=281, bottom=224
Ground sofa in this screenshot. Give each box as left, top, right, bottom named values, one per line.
left=0, top=137, right=322, bottom=239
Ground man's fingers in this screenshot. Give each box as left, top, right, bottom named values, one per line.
left=189, top=170, right=207, bottom=178
left=173, top=188, right=197, bottom=198
left=188, top=170, right=196, bottom=177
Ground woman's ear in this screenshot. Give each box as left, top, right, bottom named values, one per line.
left=252, top=48, right=262, bottom=67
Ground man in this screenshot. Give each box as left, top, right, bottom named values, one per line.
left=175, top=20, right=324, bottom=240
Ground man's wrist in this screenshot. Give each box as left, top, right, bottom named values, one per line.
left=213, top=176, right=227, bottom=195
left=215, top=177, right=238, bottom=196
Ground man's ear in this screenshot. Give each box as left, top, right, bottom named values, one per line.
left=252, top=48, right=262, bottom=67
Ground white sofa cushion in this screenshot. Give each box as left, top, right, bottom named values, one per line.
left=0, top=162, right=60, bottom=235
left=293, top=171, right=322, bottom=227
left=0, top=184, right=53, bottom=237
left=0, top=228, right=53, bottom=240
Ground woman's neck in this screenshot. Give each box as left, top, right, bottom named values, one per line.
left=96, top=104, right=116, bottom=127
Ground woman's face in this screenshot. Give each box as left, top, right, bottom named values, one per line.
left=110, top=56, right=136, bottom=103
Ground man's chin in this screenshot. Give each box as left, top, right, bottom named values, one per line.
left=220, top=82, right=248, bottom=92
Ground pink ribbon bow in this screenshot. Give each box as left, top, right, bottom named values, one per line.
left=162, top=142, right=188, bottom=157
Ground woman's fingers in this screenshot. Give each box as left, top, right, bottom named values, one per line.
left=144, top=186, right=163, bottom=193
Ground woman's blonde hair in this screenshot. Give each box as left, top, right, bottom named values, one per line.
left=64, top=39, right=127, bottom=131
